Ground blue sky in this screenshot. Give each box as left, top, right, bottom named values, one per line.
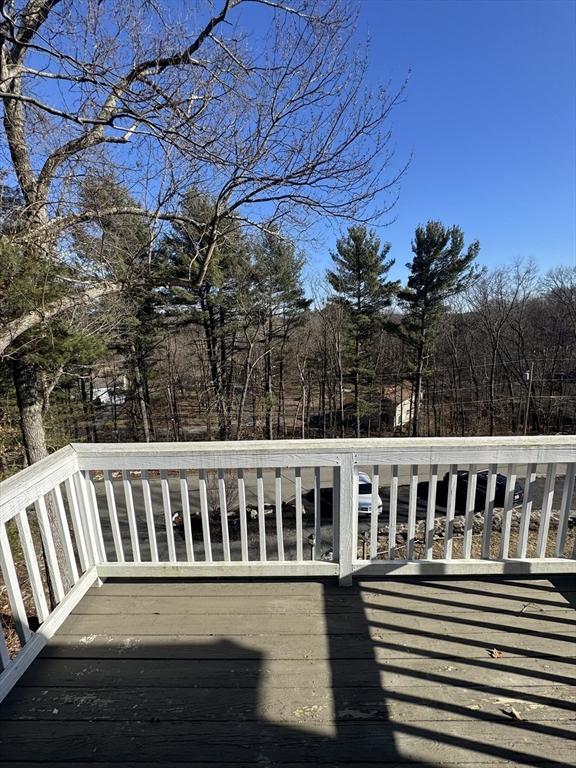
left=308, top=0, right=576, bottom=283
left=12, top=0, right=573, bottom=287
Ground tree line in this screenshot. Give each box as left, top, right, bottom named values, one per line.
left=0, top=1, right=574, bottom=478
left=1, top=171, right=574, bottom=475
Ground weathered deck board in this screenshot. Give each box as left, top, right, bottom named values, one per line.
left=15, top=656, right=576, bottom=689
left=56, top=608, right=575, bottom=637
left=1, top=720, right=575, bottom=763
left=0, top=764, right=572, bottom=768
left=4, top=684, right=575, bottom=722
left=82, top=576, right=576, bottom=598
left=74, top=592, right=575, bottom=615
left=40, top=629, right=576, bottom=661
left=0, top=576, right=575, bottom=766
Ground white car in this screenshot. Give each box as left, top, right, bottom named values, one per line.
left=357, top=472, right=383, bottom=515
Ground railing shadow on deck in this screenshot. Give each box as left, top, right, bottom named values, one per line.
left=550, top=575, right=576, bottom=609
left=346, top=576, right=576, bottom=767
left=0, top=577, right=574, bottom=766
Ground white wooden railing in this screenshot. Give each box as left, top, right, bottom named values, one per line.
left=1, top=436, right=575, bottom=701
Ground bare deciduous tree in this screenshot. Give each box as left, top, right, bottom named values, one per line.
left=543, top=266, right=576, bottom=340
left=1, top=0, right=405, bottom=360
left=467, top=261, right=535, bottom=435
left=0, top=0, right=403, bottom=595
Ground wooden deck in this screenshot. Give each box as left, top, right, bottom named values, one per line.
left=0, top=576, right=574, bottom=767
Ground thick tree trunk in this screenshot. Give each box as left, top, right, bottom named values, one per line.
left=131, top=350, right=151, bottom=442
left=277, top=332, right=290, bottom=439
left=489, top=346, right=497, bottom=437
left=277, top=358, right=286, bottom=438
left=13, top=357, right=49, bottom=464
left=199, top=289, right=229, bottom=440
left=297, top=356, right=307, bottom=439
left=220, top=306, right=234, bottom=439
left=354, top=331, right=360, bottom=438
left=320, top=373, right=326, bottom=439
left=334, top=333, right=345, bottom=439
left=88, top=377, right=99, bottom=441
left=79, top=377, right=94, bottom=441
left=412, top=341, right=425, bottom=438
left=141, top=367, right=156, bottom=441
left=236, top=349, right=254, bottom=439
left=264, top=313, right=274, bottom=441
left=12, top=356, right=73, bottom=598
left=166, top=349, right=181, bottom=441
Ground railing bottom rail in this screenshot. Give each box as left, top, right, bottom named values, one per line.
left=97, top=561, right=339, bottom=579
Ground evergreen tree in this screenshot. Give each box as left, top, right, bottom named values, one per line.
left=398, top=220, right=480, bottom=436
left=252, top=227, right=310, bottom=439
left=0, top=186, right=108, bottom=464
left=73, top=174, right=159, bottom=441
left=1, top=211, right=108, bottom=597
left=164, top=189, right=252, bottom=440
left=327, top=226, right=397, bottom=437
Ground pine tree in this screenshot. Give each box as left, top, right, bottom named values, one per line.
left=164, top=189, right=252, bottom=440
left=73, top=174, right=158, bottom=441
left=1, top=204, right=109, bottom=597
left=327, top=226, right=397, bottom=437
left=0, top=186, right=110, bottom=463
left=398, top=220, right=480, bottom=436
left=252, top=226, right=310, bottom=439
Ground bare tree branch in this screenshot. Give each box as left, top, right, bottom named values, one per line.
left=1, top=0, right=405, bottom=359
left=0, top=282, right=122, bottom=358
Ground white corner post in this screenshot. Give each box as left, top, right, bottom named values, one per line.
left=332, top=465, right=341, bottom=561
left=338, top=453, right=357, bottom=586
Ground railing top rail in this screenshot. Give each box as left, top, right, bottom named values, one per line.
left=71, top=435, right=576, bottom=455
left=70, top=436, right=576, bottom=470
left=0, top=445, right=78, bottom=523
left=1, top=436, right=574, bottom=520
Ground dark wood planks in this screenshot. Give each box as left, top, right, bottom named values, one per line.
left=3, top=684, right=575, bottom=723
left=0, top=576, right=575, bottom=766
left=55, top=609, right=575, bottom=637
left=41, top=629, right=576, bottom=661
left=0, top=720, right=575, bottom=764
left=15, top=656, right=576, bottom=689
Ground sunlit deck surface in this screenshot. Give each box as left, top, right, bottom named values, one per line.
left=0, top=576, right=574, bottom=767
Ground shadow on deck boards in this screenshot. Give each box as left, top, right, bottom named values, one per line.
left=0, top=575, right=575, bottom=766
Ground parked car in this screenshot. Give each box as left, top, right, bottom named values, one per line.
left=357, top=472, right=383, bottom=515
left=439, top=469, right=523, bottom=512
left=304, top=472, right=383, bottom=516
